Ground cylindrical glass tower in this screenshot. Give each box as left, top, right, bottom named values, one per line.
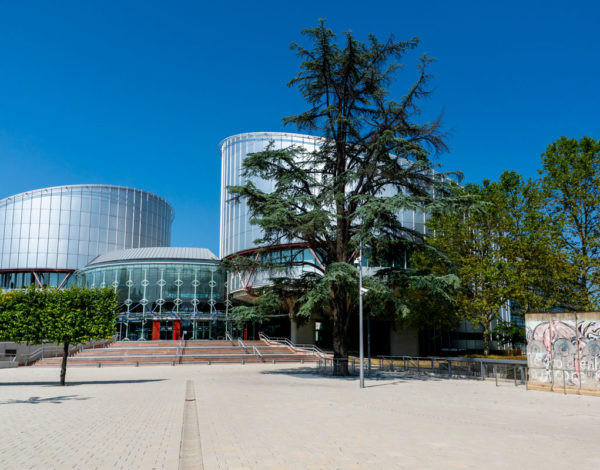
left=219, top=131, right=429, bottom=299
left=0, top=184, right=173, bottom=289
left=219, top=132, right=320, bottom=298
left=219, top=132, right=319, bottom=259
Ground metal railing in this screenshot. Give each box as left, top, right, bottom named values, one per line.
left=259, top=333, right=296, bottom=350
left=22, top=335, right=118, bottom=366
left=293, top=344, right=327, bottom=359
left=176, top=332, right=187, bottom=361
left=258, top=332, right=328, bottom=358
left=237, top=338, right=248, bottom=353
left=225, top=331, right=234, bottom=344
left=252, top=345, right=264, bottom=362
left=317, top=355, right=528, bottom=385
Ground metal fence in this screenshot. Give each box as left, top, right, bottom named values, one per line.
left=317, top=355, right=528, bottom=385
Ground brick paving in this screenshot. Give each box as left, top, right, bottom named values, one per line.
left=0, top=364, right=599, bottom=469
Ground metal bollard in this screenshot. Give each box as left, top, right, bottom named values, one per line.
left=448, top=361, right=451, bottom=378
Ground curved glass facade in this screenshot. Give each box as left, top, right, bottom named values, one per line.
left=219, top=131, right=427, bottom=297
left=77, top=249, right=225, bottom=340
left=0, top=185, right=173, bottom=275
left=219, top=132, right=319, bottom=259
left=0, top=270, right=75, bottom=290
left=219, top=132, right=321, bottom=297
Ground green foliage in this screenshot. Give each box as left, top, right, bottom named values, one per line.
left=392, top=250, right=461, bottom=332
left=426, top=171, right=571, bottom=354
left=0, top=286, right=118, bottom=344
left=539, top=136, right=600, bottom=309
left=492, top=319, right=526, bottom=347
left=45, top=286, right=118, bottom=344
left=0, top=286, right=118, bottom=385
left=294, top=263, right=406, bottom=320
left=228, top=21, right=467, bottom=364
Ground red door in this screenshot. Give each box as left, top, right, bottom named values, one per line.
left=152, top=321, right=160, bottom=340
left=173, top=321, right=181, bottom=341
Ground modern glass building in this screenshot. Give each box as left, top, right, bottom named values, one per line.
left=76, top=247, right=226, bottom=340
left=0, top=185, right=173, bottom=290
left=219, top=131, right=428, bottom=299
left=219, top=132, right=324, bottom=300
left=220, top=132, right=321, bottom=259
left=219, top=131, right=450, bottom=352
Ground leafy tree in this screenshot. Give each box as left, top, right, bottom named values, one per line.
left=0, top=286, right=118, bottom=385
left=229, top=21, right=465, bottom=373
left=539, top=136, right=600, bottom=309
left=399, top=250, right=462, bottom=349
left=427, top=171, right=572, bottom=354
left=492, top=319, right=526, bottom=349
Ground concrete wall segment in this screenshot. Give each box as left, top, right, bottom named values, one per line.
left=526, top=312, right=600, bottom=395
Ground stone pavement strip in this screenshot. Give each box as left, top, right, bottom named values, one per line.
left=0, top=363, right=599, bottom=469
left=179, top=380, right=203, bottom=470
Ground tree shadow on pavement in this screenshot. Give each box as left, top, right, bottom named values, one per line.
left=260, top=367, right=451, bottom=386
left=0, top=395, right=90, bottom=405
left=0, top=379, right=165, bottom=387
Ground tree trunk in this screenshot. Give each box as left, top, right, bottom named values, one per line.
left=331, top=300, right=349, bottom=376
left=60, top=342, right=69, bottom=386
left=483, top=326, right=490, bottom=356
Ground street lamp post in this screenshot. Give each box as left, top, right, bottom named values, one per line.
left=367, top=311, right=371, bottom=372
left=358, top=232, right=365, bottom=389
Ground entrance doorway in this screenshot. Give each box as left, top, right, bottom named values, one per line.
left=151, top=320, right=181, bottom=340
left=117, top=317, right=231, bottom=341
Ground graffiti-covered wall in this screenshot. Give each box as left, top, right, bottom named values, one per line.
left=526, top=312, right=600, bottom=395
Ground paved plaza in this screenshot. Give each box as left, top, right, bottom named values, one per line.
left=0, top=364, right=599, bottom=469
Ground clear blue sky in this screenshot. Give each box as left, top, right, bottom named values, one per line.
left=1, top=0, right=598, bottom=253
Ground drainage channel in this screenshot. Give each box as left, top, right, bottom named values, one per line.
left=179, top=380, right=204, bottom=469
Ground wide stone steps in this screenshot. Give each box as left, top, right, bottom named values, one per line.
left=32, top=339, right=319, bottom=367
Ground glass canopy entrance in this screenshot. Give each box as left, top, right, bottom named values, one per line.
left=116, top=313, right=234, bottom=341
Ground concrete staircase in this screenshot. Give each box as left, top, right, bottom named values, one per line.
left=33, top=339, right=319, bottom=367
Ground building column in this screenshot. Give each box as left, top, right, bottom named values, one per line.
left=290, top=318, right=315, bottom=345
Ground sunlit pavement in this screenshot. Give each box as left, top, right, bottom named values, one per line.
left=0, top=363, right=598, bottom=469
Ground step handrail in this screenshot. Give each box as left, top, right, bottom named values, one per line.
left=259, top=332, right=327, bottom=358
left=294, top=344, right=327, bottom=359
left=259, top=333, right=296, bottom=351
left=27, top=335, right=118, bottom=365
left=225, top=331, right=234, bottom=345
left=237, top=338, right=248, bottom=353
left=176, top=332, right=186, bottom=359
left=252, top=345, right=264, bottom=362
